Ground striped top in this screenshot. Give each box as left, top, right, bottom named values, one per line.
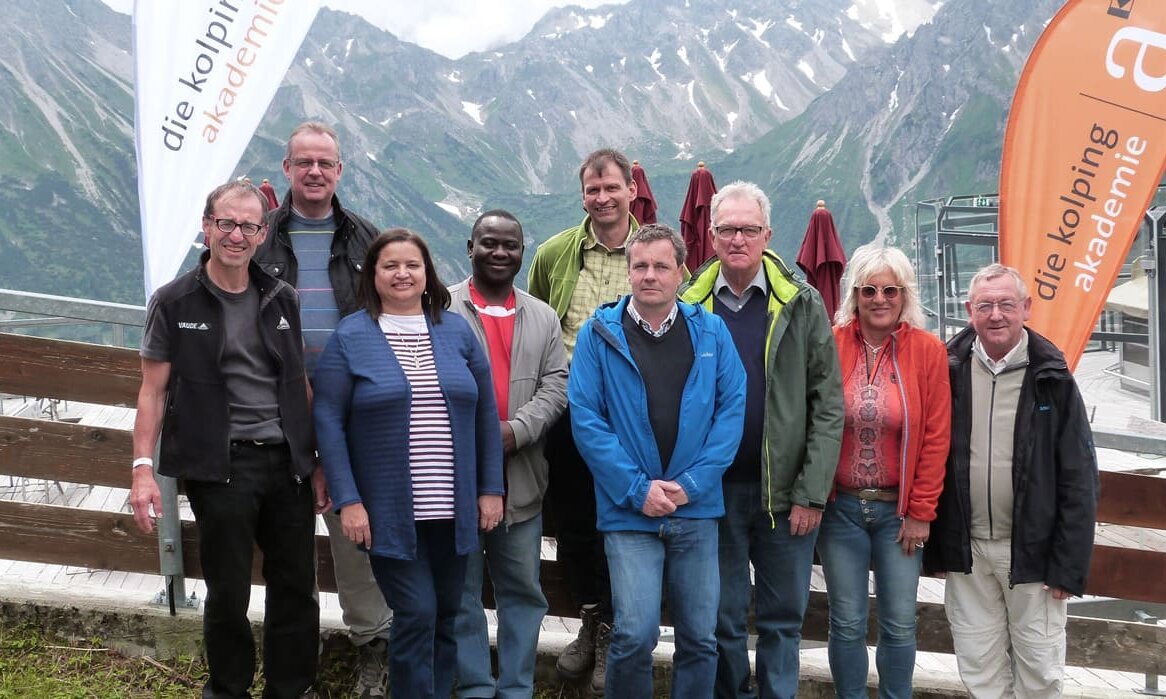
left=287, top=212, right=340, bottom=379
left=379, top=313, right=455, bottom=520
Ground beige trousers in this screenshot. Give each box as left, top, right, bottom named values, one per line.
left=944, top=537, right=1067, bottom=699
left=323, top=509, right=393, bottom=646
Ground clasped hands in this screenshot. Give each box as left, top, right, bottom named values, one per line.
left=641, top=480, right=689, bottom=517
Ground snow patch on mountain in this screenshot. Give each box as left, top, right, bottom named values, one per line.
left=646, top=47, right=665, bottom=80
left=714, top=40, right=738, bottom=72
left=743, top=70, right=772, bottom=99
left=462, top=101, right=484, bottom=126
left=841, top=37, right=855, bottom=61
left=687, top=81, right=701, bottom=116
left=797, top=60, right=816, bottom=85
left=846, top=0, right=940, bottom=43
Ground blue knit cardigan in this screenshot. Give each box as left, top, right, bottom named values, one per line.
left=312, top=309, right=504, bottom=559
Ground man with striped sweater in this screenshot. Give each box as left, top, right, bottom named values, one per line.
left=255, top=121, right=389, bottom=699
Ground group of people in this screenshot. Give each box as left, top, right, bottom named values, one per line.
left=128, top=130, right=1099, bottom=699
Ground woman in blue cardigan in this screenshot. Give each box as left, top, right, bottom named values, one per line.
left=313, top=229, right=504, bottom=699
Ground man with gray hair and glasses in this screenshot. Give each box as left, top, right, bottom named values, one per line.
left=255, top=121, right=389, bottom=698
left=680, top=181, right=843, bottom=699
left=925, top=263, right=1098, bottom=698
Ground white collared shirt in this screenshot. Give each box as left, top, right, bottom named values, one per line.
left=626, top=299, right=678, bottom=337
left=972, top=332, right=1029, bottom=375
left=714, top=266, right=768, bottom=312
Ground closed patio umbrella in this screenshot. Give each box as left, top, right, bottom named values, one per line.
left=679, top=162, right=717, bottom=271
left=796, top=200, right=847, bottom=322
left=630, top=160, right=657, bottom=225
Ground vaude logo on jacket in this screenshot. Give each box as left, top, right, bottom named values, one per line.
left=177, top=322, right=210, bottom=330
left=276, top=316, right=291, bottom=330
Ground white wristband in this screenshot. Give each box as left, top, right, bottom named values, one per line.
left=132, top=457, right=154, bottom=470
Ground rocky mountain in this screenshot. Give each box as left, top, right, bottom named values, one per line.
left=1, top=0, right=1055, bottom=306
left=718, top=0, right=1065, bottom=261
left=0, top=2, right=138, bottom=301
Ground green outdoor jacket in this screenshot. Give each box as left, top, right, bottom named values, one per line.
left=527, top=214, right=639, bottom=323
left=680, top=250, right=844, bottom=517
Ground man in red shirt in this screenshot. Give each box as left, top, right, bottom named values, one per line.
left=448, top=210, right=569, bottom=698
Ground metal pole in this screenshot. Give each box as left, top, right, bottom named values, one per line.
left=156, top=475, right=187, bottom=609
left=1150, top=210, right=1166, bottom=422
left=1134, top=610, right=1165, bottom=696
left=149, top=439, right=194, bottom=611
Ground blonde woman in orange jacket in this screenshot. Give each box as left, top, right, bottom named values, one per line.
left=818, top=243, right=951, bottom=698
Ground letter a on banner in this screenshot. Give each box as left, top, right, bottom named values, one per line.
left=133, top=0, right=320, bottom=297
left=999, top=0, right=1166, bottom=370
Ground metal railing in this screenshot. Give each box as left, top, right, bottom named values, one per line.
left=0, top=288, right=145, bottom=348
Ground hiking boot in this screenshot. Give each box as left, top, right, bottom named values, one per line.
left=590, top=621, right=612, bottom=696
left=353, top=637, right=388, bottom=698
left=557, top=605, right=598, bottom=680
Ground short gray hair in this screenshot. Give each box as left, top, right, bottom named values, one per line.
left=203, top=180, right=269, bottom=219
left=286, top=121, right=341, bottom=161
left=835, top=243, right=925, bottom=328
left=711, top=181, right=771, bottom=229
left=625, top=223, right=686, bottom=268
left=968, top=263, right=1027, bottom=302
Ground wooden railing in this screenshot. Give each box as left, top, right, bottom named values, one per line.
left=1, top=331, right=1164, bottom=679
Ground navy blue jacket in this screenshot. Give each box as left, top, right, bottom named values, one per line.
left=312, top=310, right=505, bottom=559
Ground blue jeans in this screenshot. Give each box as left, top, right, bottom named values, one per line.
left=455, top=514, right=548, bottom=699
left=369, top=520, right=467, bottom=699
left=716, top=481, right=819, bottom=699
left=817, top=493, right=921, bottom=699
left=605, top=518, right=719, bottom=699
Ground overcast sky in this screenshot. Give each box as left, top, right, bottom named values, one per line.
left=100, top=0, right=627, bottom=59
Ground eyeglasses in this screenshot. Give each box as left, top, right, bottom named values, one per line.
left=210, top=218, right=264, bottom=237
left=289, top=157, right=338, bottom=171
left=857, top=285, right=903, bottom=299
left=713, top=225, right=766, bottom=240
left=971, top=300, right=1021, bottom=316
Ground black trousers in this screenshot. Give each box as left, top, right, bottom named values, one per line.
left=185, top=441, right=319, bottom=699
left=546, top=410, right=611, bottom=620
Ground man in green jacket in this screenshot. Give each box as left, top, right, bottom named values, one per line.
left=527, top=148, right=639, bottom=694
left=679, top=181, right=844, bottom=699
